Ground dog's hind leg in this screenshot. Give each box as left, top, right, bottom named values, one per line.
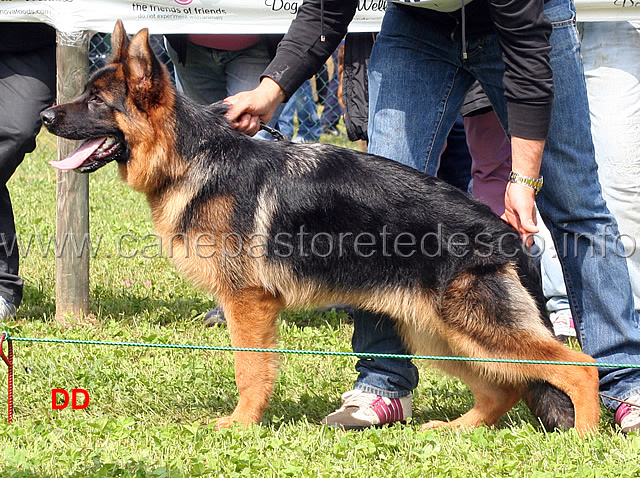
left=421, top=362, right=523, bottom=431
left=213, top=287, right=283, bottom=428
left=433, top=265, right=600, bottom=435
left=432, top=335, right=600, bottom=435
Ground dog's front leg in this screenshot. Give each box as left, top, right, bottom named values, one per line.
left=214, top=287, right=283, bottom=428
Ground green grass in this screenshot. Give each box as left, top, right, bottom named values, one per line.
left=1, top=130, right=639, bottom=477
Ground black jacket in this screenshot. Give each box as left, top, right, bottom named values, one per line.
left=262, top=0, right=553, bottom=140
left=0, top=24, right=56, bottom=52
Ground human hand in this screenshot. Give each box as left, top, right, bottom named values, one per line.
left=505, top=137, right=544, bottom=247
left=501, top=181, right=539, bottom=247
left=224, top=77, right=286, bottom=136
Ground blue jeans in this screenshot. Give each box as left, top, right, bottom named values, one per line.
left=535, top=209, right=571, bottom=315
left=355, top=0, right=640, bottom=410
left=165, top=38, right=282, bottom=140
left=277, top=80, right=322, bottom=142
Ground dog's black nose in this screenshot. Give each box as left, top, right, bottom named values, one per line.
left=40, top=108, right=58, bottom=128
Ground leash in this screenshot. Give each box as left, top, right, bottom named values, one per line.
left=598, top=392, right=640, bottom=409
left=259, top=121, right=286, bottom=141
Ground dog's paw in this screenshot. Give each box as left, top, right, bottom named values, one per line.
left=420, top=420, right=449, bottom=431
left=212, top=416, right=238, bottom=429
left=212, top=416, right=253, bottom=430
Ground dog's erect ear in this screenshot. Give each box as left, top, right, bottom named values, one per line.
left=111, top=19, right=130, bottom=64
left=126, top=28, right=160, bottom=92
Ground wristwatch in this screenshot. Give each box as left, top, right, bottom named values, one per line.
left=508, top=171, right=543, bottom=195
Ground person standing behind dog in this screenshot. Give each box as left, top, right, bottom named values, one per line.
left=165, top=34, right=284, bottom=143
left=0, top=24, right=57, bottom=320
left=223, top=0, right=640, bottom=433
left=581, top=21, right=640, bottom=313
left=165, top=34, right=285, bottom=325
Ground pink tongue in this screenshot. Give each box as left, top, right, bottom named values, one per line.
left=49, top=137, right=107, bottom=170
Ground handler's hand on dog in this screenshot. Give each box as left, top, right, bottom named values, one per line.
left=224, top=78, right=286, bottom=137
left=502, top=182, right=538, bottom=248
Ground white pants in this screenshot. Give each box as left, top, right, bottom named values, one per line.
left=581, top=21, right=640, bottom=311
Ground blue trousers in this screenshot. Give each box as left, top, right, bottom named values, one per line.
left=352, top=0, right=640, bottom=411
left=165, top=38, right=282, bottom=140
left=278, top=80, right=322, bottom=142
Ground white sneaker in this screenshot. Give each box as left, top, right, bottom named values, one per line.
left=321, top=389, right=411, bottom=430
left=549, top=309, right=576, bottom=341
left=615, top=394, right=640, bottom=433
left=0, top=297, right=16, bottom=321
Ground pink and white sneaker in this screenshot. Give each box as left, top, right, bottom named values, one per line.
left=615, top=394, right=640, bottom=433
left=321, top=389, right=411, bottom=430
left=549, top=309, right=576, bottom=341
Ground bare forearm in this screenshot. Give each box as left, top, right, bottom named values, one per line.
left=511, top=136, right=544, bottom=178
left=503, top=136, right=545, bottom=244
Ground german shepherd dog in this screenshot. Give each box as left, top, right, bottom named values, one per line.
left=41, top=21, right=600, bottom=434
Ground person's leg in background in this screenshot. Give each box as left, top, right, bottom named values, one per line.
left=463, top=110, right=511, bottom=216
left=291, top=80, right=322, bottom=143
left=436, top=116, right=472, bottom=192
left=322, top=3, right=476, bottom=429
left=581, top=21, right=640, bottom=311
left=0, top=29, right=56, bottom=319
left=277, top=81, right=322, bottom=143
left=534, top=209, right=575, bottom=341
left=580, top=20, right=640, bottom=431
left=276, top=93, right=297, bottom=140
left=534, top=0, right=640, bottom=432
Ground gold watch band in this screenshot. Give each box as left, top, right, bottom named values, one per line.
left=508, top=171, right=543, bottom=194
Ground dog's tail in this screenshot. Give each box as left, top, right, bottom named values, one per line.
left=522, top=380, right=575, bottom=431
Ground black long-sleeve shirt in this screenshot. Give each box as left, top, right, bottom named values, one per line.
left=262, top=0, right=553, bottom=140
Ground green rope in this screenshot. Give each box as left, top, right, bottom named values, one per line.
left=3, top=331, right=640, bottom=368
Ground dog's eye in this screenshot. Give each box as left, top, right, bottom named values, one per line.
left=90, top=96, right=104, bottom=105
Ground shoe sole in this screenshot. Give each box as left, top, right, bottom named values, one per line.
left=322, top=420, right=407, bottom=431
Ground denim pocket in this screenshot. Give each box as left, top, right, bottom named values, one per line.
left=544, top=0, right=577, bottom=27
left=544, top=0, right=581, bottom=55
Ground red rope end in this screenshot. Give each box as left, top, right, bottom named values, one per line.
left=0, top=332, right=13, bottom=423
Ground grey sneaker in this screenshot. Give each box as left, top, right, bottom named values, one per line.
left=204, top=305, right=226, bottom=327
left=322, top=389, right=411, bottom=430
left=323, top=126, right=341, bottom=137
left=615, top=394, right=640, bottom=433
left=0, top=297, right=16, bottom=321
left=292, top=136, right=315, bottom=144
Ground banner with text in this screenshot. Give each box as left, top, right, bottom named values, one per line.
left=0, top=0, right=638, bottom=34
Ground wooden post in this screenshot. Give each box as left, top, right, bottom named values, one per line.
left=54, top=31, right=90, bottom=321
